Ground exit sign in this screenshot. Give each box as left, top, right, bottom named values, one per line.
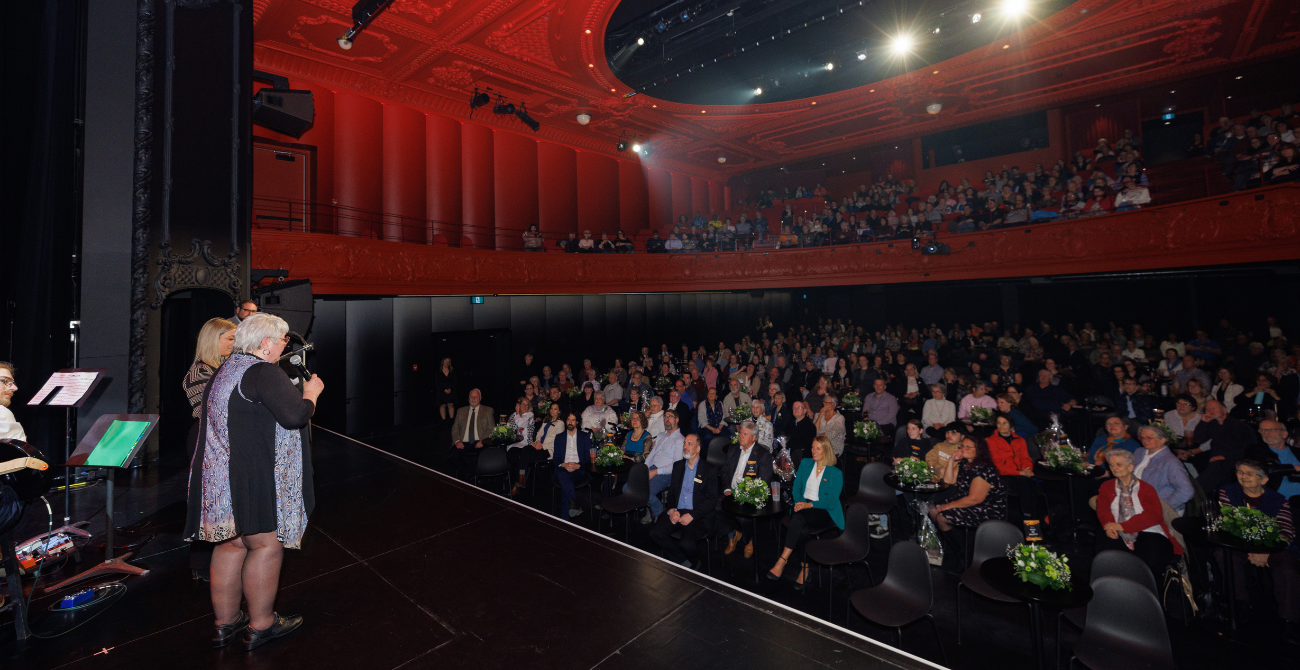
left=471, top=296, right=484, bottom=304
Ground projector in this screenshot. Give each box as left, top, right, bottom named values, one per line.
left=921, top=242, right=950, bottom=255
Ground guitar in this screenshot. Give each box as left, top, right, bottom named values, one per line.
left=0, top=439, right=54, bottom=503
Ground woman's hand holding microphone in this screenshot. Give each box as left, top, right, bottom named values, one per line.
left=302, top=375, right=324, bottom=404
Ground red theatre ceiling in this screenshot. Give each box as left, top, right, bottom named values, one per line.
left=252, top=0, right=1300, bottom=179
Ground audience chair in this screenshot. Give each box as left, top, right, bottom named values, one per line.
left=526, top=460, right=553, bottom=498
left=842, top=462, right=900, bottom=543
left=848, top=541, right=948, bottom=666
left=472, top=447, right=511, bottom=494
left=600, top=463, right=650, bottom=541
left=1056, top=550, right=1158, bottom=669
left=806, top=503, right=875, bottom=622
left=706, top=436, right=731, bottom=465
left=1068, top=576, right=1174, bottom=670
left=551, top=477, right=594, bottom=527
left=956, top=520, right=1025, bottom=645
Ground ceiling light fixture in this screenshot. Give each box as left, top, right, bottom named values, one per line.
left=717, top=155, right=726, bottom=164
left=754, top=87, right=763, bottom=95
left=890, top=34, right=914, bottom=55
left=926, top=103, right=943, bottom=115
left=1002, top=0, right=1029, bottom=17
left=971, top=13, right=982, bottom=23
left=575, top=112, right=591, bottom=125
left=637, top=37, right=644, bottom=45
left=825, top=62, right=834, bottom=71
left=857, top=53, right=867, bottom=61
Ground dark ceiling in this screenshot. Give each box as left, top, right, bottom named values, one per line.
left=606, top=0, right=1080, bottom=104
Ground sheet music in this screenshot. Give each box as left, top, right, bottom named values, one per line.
left=27, top=371, right=101, bottom=406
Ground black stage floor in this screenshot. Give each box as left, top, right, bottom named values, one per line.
left=2, top=428, right=941, bottom=670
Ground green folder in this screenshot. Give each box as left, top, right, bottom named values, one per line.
left=84, top=420, right=151, bottom=467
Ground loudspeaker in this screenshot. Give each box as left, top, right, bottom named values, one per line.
left=921, top=242, right=951, bottom=256
left=252, top=279, right=314, bottom=337
left=252, top=89, right=315, bottom=138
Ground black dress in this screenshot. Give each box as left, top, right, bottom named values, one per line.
left=435, top=368, right=457, bottom=405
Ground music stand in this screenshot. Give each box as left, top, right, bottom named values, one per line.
left=26, top=368, right=107, bottom=527
left=45, top=414, right=158, bottom=592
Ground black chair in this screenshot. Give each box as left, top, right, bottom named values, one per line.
left=526, top=459, right=553, bottom=498
left=551, top=476, right=593, bottom=527
left=1056, top=550, right=1157, bottom=669
left=472, top=447, right=511, bottom=494
left=600, top=463, right=649, bottom=541
left=1069, top=576, right=1174, bottom=670
left=669, top=528, right=715, bottom=574
left=842, top=462, right=899, bottom=542
left=706, top=438, right=728, bottom=472
left=956, top=520, right=1024, bottom=645
left=806, top=503, right=875, bottom=622
left=848, top=541, right=948, bottom=666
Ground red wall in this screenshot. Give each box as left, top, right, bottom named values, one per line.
left=576, top=152, right=620, bottom=235
left=426, top=114, right=462, bottom=244
left=671, top=172, right=693, bottom=225
left=538, top=142, right=577, bottom=240
left=333, top=93, right=383, bottom=238
left=461, top=123, right=494, bottom=249
left=382, top=104, right=426, bottom=243
left=647, top=167, right=672, bottom=231
left=494, top=131, right=539, bottom=250
left=1065, top=100, right=1140, bottom=157
left=618, top=160, right=648, bottom=233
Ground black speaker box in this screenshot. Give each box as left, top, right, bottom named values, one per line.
left=252, top=89, right=315, bottom=138
left=253, top=279, right=314, bottom=337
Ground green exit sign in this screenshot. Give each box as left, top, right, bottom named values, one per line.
left=471, top=296, right=484, bottom=304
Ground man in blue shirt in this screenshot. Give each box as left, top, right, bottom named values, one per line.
left=1254, top=420, right=1300, bottom=500
left=1185, top=329, right=1223, bottom=366
left=649, top=434, right=719, bottom=568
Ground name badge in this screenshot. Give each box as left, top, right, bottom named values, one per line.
left=693, top=477, right=703, bottom=484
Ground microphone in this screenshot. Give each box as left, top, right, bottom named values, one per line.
left=289, top=354, right=311, bottom=380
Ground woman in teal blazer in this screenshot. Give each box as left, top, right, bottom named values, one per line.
left=767, top=435, right=844, bottom=590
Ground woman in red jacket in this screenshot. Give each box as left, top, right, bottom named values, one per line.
left=1097, top=448, right=1183, bottom=578
left=1081, top=185, right=1114, bottom=216
left=989, top=414, right=1040, bottom=524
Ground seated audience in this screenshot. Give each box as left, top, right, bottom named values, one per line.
left=1097, top=449, right=1183, bottom=578
left=1216, top=459, right=1300, bottom=641
left=1089, top=415, right=1139, bottom=469
left=719, top=422, right=775, bottom=559
left=767, top=435, right=844, bottom=590
left=649, top=434, right=718, bottom=569
left=988, top=414, right=1039, bottom=522
left=1133, top=425, right=1195, bottom=514
left=642, top=410, right=685, bottom=522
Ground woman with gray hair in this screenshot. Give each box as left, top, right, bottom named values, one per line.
left=813, top=393, right=846, bottom=456
left=750, top=398, right=774, bottom=449
left=1096, top=447, right=1182, bottom=578
left=1133, top=425, right=1195, bottom=514
left=184, top=312, right=324, bottom=650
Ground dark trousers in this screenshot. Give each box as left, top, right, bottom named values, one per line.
left=651, top=513, right=711, bottom=564
left=507, top=445, right=550, bottom=476
left=446, top=445, right=484, bottom=479
left=1216, top=548, right=1300, bottom=622
left=716, top=511, right=756, bottom=546
left=554, top=467, right=590, bottom=518
left=783, top=507, right=836, bottom=564
left=1097, top=532, right=1174, bottom=581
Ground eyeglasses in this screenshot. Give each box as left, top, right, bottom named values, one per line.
left=0, top=377, right=15, bottom=388
left=1260, top=428, right=1284, bottom=433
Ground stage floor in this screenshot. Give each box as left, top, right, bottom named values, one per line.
left=2, top=428, right=939, bottom=670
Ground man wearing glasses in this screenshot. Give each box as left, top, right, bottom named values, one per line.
left=1253, top=420, right=1300, bottom=503
left=0, top=362, right=25, bottom=441
left=232, top=299, right=258, bottom=325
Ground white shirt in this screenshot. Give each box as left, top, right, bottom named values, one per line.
left=1134, top=449, right=1155, bottom=481
left=647, top=411, right=665, bottom=437
left=462, top=405, right=481, bottom=443
left=730, top=445, right=755, bottom=491
left=561, top=430, right=581, bottom=464
left=1164, top=411, right=1200, bottom=439
left=582, top=405, right=617, bottom=433
left=507, top=412, right=533, bottom=449
left=0, top=406, right=26, bottom=441
left=646, top=429, right=684, bottom=473
left=804, top=465, right=826, bottom=501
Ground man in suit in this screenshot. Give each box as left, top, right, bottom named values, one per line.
left=448, top=388, right=495, bottom=479
left=717, top=421, right=774, bottom=558
left=650, top=434, right=719, bottom=568
left=551, top=412, right=592, bottom=520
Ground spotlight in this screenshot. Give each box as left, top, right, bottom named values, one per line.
left=911, top=237, right=921, bottom=250
left=616, top=140, right=628, bottom=152
left=515, top=104, right=539, bottom=132
left=640, top=146, right=652, bottom=158
left=681, top=11, right=690, bottom=20
left=655, top=21, right=666, bottom=32
left=1002, top=0, right=1028, bottom=17
left=921, top=241, right=950, bottom=255
left=631, top=143, right=642, bottom=153
left=890, top=35, right=914, bottom=55
left=857, top=53, right=867, bottom=61
left=754, top=87, right=763, bottom=95
left=469, top=88, right=490, bottom=110
left=637, top=37, right=645, bottom=45
left=825, top=62, right=834, bottom=71
left=492, top=98, right=515, bottom=115
left=337, top=36, right=354, bottom=50
left=971, top=13, right=982, bottom=23
left=933, top=27, right=941, bottom=34
left=338, top=0, right=395, bottom=51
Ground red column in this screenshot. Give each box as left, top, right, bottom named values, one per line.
left=537, top=141, right=577, bottom=245
left=708, top=180, right=722, bottom=216
left=333, top=93, right=383, bottom=238
left=426, top=114, right=461, bottom=245
left=295, top=84, right=333, bottom=233
left=461, top=122, right=494, bottom=249
left=382, top=104, right=426, bottom=243
left=577, top=151, right=619, bottom=236
left=671, top=172, right=692, bottom=226
left=722, top=186, right=731, bottom=214
left=618, top=160, right=648, bottom=233
left=647, top=167, right=671, bottom=232
left=691, top=177, right=710, bottom=218
left=493, top=131, right=538, bottom=250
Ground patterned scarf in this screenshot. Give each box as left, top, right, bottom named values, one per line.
left=1114, top=478, right=1139, bottom=549
left=191, top=353, right=308, bottom=549
left=1094, top=432, right=1132, bottom=465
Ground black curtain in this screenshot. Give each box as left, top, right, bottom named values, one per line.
left=2, top=0, right=87, bottom=449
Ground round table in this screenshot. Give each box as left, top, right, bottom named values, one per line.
left=1032, top=463, right=1099, bottom=541
left=721, top=497, right=787, bottom=583
left=1175, top=518, right=1288, bottom=633
left=883, top=472, right=949, bottom=541
left=980, top=556, right=1093, bottom=670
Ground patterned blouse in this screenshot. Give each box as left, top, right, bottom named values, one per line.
left=184, top=360, right=217, bottom=419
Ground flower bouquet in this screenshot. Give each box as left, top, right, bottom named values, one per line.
left=537, top=399, right=553, bottom=417
left=730, top=403, right=753, bottom=422
left=653, top=376, right=674, bottom=394
left=1008, top=543, right=1072, bottom=591
left=620, top=412, right=632, bottom=427
left=1217, top=505, right=1284, bottom=545
left=733, top=477, right=770, bottom=507
left=853, top=420, right=882, bottom=441
left=565, top=386, right=582, bottom=399
left=968, top=406, right=996, bottom=425
left=840, top=391, right=862, bottom=410
left=1042, top=442, right=1090, bottom=474
left=893, top=458, right=933, bottom=486
left=489, top=424, right=516, bottom=442
left=1147, top=420, right=1178, bottom=445
left=594, top=443, right=625, bottom=467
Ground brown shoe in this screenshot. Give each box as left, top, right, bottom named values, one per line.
left=509, top=474, right=527, bottom=497
left=723, top=531, right=740, bottom=555
left=743, top=540, right=754, bottom=559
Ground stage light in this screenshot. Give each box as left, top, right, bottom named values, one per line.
left=338, top=0, right=395, bottom=51
left=681, top=11, right=690, bottom=20
left=825, top=62, right=834, bottom=71
left=1002, top=0, right=1028, bottom=17
left=640, top=145, right=653, bottom=158
left=857, top=53, right=867, bottom=61
left=926, top=103, right=943, bottom=115
left=469, top=88, right=490, bottom=110
left=515, top=105, right=539, bottom=132
left=337, top=36, right=353, bottom=50
left=656, top=21, right=666, bottom=32
left=631, top=143, right=642, bottom=153
left=933, top=27, right=941, bottom=34
left=616, top=140, right=628, bottom=152
left=576, top=112, right=591, bottom=125
left=717, top=155, right=727, bottom=164
left=890, top=35, right=914, bottom=55
left=754, top=87, right=763, bottom=95
left=492, top=99, right=515, bottom=115
left=637, top=37, right=645, bottom=45
left=971, top=13, right=982, bottom=23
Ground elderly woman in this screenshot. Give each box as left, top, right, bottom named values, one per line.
left=1087, top=415, right=1139, bottom=470
left=751, top=399, right=774, bottom=449
left=183, top=317, right=236, bottom=581
left=813, top=393, right=846, bottom=457
left=766, top=435, right=844, bottom=591
left=1163, top=394, right=1201, bottom=447
left=1097, top=448, right=1183, bottom=578
left=185, top=313, right=323, bottom=650
left=1216, top=459, right=1300, bottom=630
left=1133, top=425, right=1195, bottom=514
left=511, top=402, right=563, bottom=496
left=929, top=434, right=1008, bottom=533
left=922, top=383, right=957, bottom=438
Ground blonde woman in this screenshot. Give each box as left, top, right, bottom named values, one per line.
left=766, top=435, right=844, bottom=590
